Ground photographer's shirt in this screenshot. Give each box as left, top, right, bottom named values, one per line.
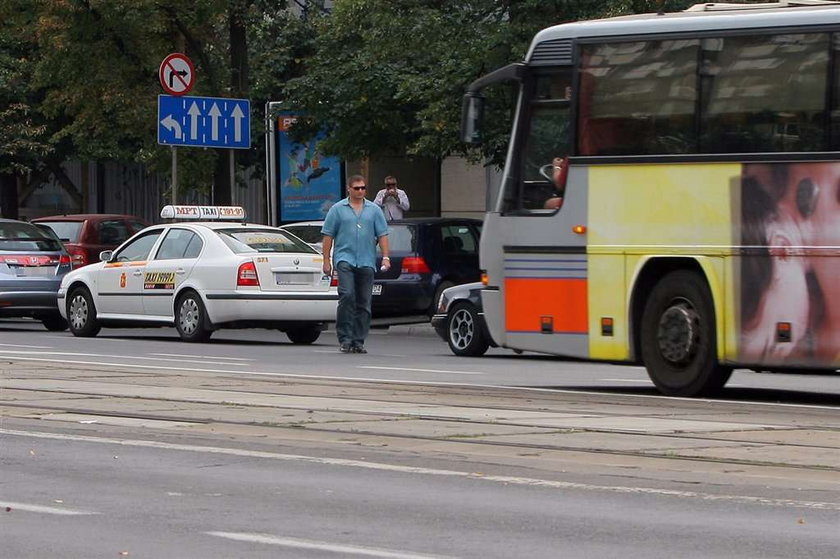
left=374, top=188, right=410, bottom=221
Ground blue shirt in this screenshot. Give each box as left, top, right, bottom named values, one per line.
left=321, top=198, right=389, bottom=269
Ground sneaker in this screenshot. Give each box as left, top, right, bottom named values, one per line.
left=352, top=345, right=367, bottom=354
left=340, top=343, right=352, bottom=353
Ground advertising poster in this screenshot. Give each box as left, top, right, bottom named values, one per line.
left=277, top=114, right=343, bottom=223
left=740, top=162, right=840, bottom=366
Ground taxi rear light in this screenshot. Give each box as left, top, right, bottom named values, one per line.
left=237, top=261, right=260, bottom=286
left=401, top=257, right=431, bottom=274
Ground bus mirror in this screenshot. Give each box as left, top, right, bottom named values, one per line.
left=461, top=93, right=485, bottom=144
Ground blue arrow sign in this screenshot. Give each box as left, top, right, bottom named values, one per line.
left=157, top=95, right=250, bottom=149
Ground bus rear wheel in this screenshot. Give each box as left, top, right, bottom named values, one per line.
left=640, top=270, right=732, bottom=397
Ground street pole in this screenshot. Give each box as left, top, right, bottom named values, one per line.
left=229, top=149, right=235, bottom=206
left=171, top=146, right=178, bottom=205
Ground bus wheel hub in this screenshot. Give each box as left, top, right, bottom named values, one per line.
left=657, top=304, right=697, bottom=365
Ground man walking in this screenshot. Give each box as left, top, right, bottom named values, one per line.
left=374, top=175, right=410, bottom=221
left=321, top=175, right=390, bottom=354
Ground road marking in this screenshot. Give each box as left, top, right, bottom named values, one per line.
left=0, top=501, right=98, bottom=515
left=3, top=429, right=837, bottom=511
left=359, top=366, right=484, bottom=376
left=0, top=343, right=52, bottom=349
left=149, top=353, right=255, bottom=361
left=206, top=532, right=453, bottom=558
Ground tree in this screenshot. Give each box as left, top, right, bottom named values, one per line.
left=280, top=0, right=695, bottom=166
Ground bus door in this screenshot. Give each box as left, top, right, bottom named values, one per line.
left=487, top=69, right=590, bottom=356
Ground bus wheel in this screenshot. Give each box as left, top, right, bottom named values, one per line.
left=640, top=270, right=732, bottom=397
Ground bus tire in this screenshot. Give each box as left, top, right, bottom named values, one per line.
left=640, top=270, right=732, bottom=397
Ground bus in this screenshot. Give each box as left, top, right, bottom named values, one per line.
left=461, top=1, right=840, bottom=397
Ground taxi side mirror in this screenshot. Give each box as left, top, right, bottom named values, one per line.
left=99, top=250, right=113, bottom=262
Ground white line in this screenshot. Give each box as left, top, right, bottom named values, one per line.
left=0, top=501, right=98, bottom=515
left=149, top=353, right=254, bottom=361
left=359, top=366, right=484, bottom=376
left=3, top=429, right=837, bottom=511
left=600, top=379, right=650, bottom=383
left=0, top=343, right=52, bottom=349
left=206, top=532, right=453, bottom=558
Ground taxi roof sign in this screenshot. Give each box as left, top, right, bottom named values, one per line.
left=160, top=205, right=246, bottom=221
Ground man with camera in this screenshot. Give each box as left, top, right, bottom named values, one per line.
left=373, top=175, right=410, bottom=221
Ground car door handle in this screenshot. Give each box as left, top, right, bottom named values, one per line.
left=132, top=270, right=143, bottom=276
left=175, top=268, right=186, bottom=275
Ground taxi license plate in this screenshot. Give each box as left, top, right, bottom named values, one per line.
left=372, top=284, right=382, bottom=295
left=275, top=272, right=310, bottom=285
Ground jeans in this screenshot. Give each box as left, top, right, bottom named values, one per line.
left=335, top=261, right=374, bottom=347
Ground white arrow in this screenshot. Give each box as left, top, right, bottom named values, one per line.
left=230, top=104, right=245, bottom=143
left=187, top=102, right=201, bottom=140
left=208, top=103, right=221, bottom=141
left=161, top=115, right=182, bottom=140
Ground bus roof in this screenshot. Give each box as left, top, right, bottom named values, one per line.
left=527, top=1, right=840, bottom=63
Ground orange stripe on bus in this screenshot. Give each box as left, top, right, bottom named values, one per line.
left=505, top=278, right=588, bottom=333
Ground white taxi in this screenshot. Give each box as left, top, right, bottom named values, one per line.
left=57, top=206, right=337, bottom=343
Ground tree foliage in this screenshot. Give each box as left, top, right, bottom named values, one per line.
left=0, top=0, right=703, bottom=214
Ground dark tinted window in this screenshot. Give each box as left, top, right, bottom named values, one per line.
left=700, top=34, right=828, bottom=153
left=0, top=221, right=63, bottom=251
left=441, top=225, right=477, bottom=255
left=128, top=220, right=149, bottom=233
left=579, top=39, right=699, bottom=156
left=98, top=220, right=132, bottom=245
left=282, top=225, right=323, bottom=244
left=155, top=229, right=202, bottom=260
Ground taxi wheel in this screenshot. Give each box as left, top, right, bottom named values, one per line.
left=175, top=291, right=212, bottom=343
left=67, top=287, right=101, bottom=337
left=286, top=325, right=322, bottom=345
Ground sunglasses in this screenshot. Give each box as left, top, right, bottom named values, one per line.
left=351, top=186, right=367, bottom=191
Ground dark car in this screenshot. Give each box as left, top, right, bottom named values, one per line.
left=32, top=214, right=150, bottom=268
left=431, top=282, right=496, bottom=356
left=372, top=217, right=482, bottom=318
left=0, top=218, right=73, bottom=330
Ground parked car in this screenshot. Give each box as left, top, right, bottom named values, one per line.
left=32, top=213, right=150, bottom=268
left=58, top=206, right=337, bottom=343
left=280, top=221, right=325, bottom=252
left=372, top=217, right=483, bottom=318
left=431, top=282, right=495, bottom=356
left=0, top=218, right=72, bottom=330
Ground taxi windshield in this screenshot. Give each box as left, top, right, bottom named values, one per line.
left=217, top=228, right=316, bottom=254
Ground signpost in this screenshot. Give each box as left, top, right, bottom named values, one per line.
left=157, top=53, right=251, bottom=208
left=157, top=95, right=250, bottom=149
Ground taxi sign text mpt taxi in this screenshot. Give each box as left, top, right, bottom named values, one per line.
left=160, top=205, right=246, bottom=220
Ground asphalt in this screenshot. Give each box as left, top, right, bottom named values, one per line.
left=2, top=357, right=839, bottom=503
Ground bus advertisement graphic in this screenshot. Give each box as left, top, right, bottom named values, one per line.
left=277, top=114, right=343, bottom=223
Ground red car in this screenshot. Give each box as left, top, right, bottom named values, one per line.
left=32, top=214, right=150, bottom=268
